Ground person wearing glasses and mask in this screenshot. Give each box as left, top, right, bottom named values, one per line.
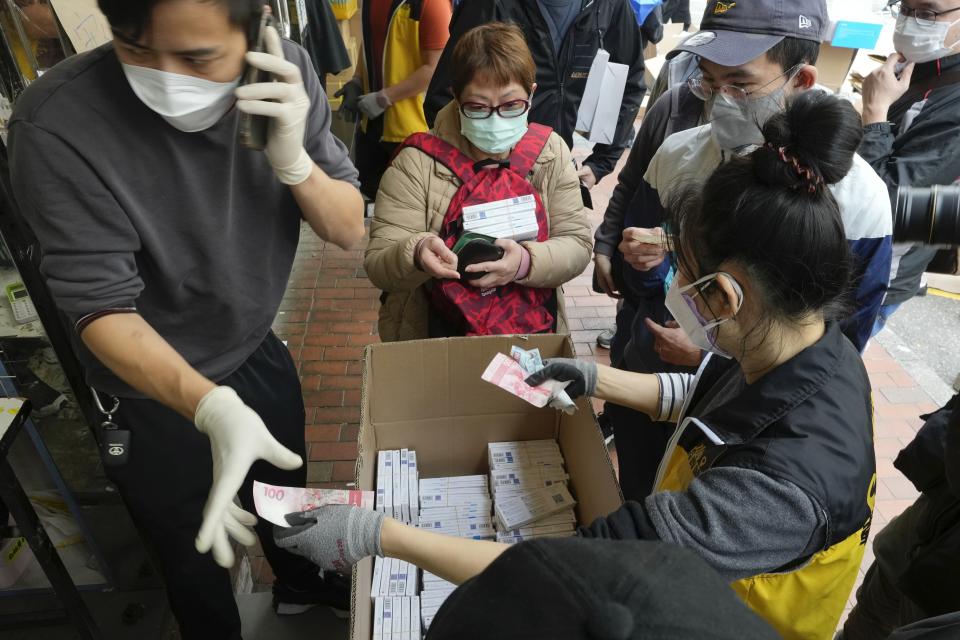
left=593, top=0, right=893, bottom=503
left=858, top=0, right=960, bottom=338
left=364, top=23, right=591, bottom=341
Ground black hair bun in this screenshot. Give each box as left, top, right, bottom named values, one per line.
left=753, top=91, right=864, bottom=192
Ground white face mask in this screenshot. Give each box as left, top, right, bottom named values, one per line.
left=709, top=85, right=788, bottom=155
left=665, top=273, right=744, bottom=359
left=122, top=64, right=240, bottom=132
left=894, top=13, right=960, bottom=64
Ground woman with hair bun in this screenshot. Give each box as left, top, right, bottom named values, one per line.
left=527, top=90, right=877, bottom=640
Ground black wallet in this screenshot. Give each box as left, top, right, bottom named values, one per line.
left=455, top=237, right=504, bottom=280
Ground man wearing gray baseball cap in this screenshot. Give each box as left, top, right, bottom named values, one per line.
left=595, top=0, right=894, bottom=505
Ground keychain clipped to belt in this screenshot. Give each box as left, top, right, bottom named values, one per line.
left=91, top=389, right=130, bottom=467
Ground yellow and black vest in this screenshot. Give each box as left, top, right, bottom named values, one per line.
left=655, top=324, right=876, bottom=640
left=361, top=0, right=429, bottom=143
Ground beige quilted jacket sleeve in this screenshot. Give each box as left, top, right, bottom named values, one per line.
left=364, top=147, right=435, bottom=293
left=516, top=135, right=593, bottom=289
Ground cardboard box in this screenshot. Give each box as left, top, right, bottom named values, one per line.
left=817, top=43, right=860, bottom=93
left=349, top=335, right=623, bottom=640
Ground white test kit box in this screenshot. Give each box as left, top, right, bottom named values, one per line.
left=419, top=490, right=492, bottom=509
left=495, top=484, right=577, bottom=530
left=382, top=596, right=394, bottom=640
left=391, top=450, right=402, bottom=520
left=380, top=558, right=388, bottom=598
left=406, top=561, right=417, bottom=597
left=490, top=466, right=568, bottom=487
left=408, top=450, right=419, bottom=521
left=373, top=597, right=384, bottom=640
left=371, top=556, right=384, bottom=598
left=401, top=596, right=410, bottom=640
left=399, top=449, right=410, bottom=524
left=392, top=597, right=401, bottom=639
left=383, top=451, right=394, bottom=519
left=376, top=451, right=387, bottom=513
left=411, top=597, right=421, bottom=639
left=419, top=475, right=488, bottom=491
left=419, top=505, right=490, bottom=520
left=418, top=517, right=496, bottom=538
left=462, top=195, right=538, bottom=241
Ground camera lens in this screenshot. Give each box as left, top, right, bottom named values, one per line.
left=894, top=185, right=960, bottom=245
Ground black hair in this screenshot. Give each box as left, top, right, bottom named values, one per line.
left=98, top=0, right=263, bottom=38
left=671, top=90, right=862, bottom=335
left=765, top=36, right=821, bottom=71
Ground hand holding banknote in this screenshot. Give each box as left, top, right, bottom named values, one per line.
left=524, top=358, right=597, bottom=400
left=275, top=505, right=385, bottom=573
left=482, top=353, right=554, bottom=408
left=253, top=480, right=375, bottom=527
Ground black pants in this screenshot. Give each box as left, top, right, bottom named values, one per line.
left=104, top=333, right=315, bottom=640
left=843, top=494, right=935, bottom=640
left=355, top=117, right=399, bottom=200
left=607, top=298, right=690, bottom=500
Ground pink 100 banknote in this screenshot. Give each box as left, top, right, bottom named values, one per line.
left=481, top=352, right=554, bottom=408
left=253, top=480, right=375, bottom=527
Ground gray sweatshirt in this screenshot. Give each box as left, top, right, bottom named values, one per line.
left=9, top=40, right=359, bottom=397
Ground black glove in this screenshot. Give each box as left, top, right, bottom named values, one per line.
left=524, top=358, right=598, bottom=400
left=334, top=78, right=363, bottom=119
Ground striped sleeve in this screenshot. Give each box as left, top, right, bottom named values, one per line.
left=654, top=373, right=695, bottom=422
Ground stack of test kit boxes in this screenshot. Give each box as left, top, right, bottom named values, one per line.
left=489, top=440, right=578, bottom=543
left=373, top=449, right=421, bottom=640
left=461, top=195, right=538, bottom=242
left=370, top=556, right=420, bottom=640
left=351, top=335, right=625, bottom=640
left=416, top=474, right=494, bottom=631
left=376, top=449, right=418, bottom=524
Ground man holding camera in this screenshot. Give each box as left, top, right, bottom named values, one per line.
left=8, top=0, right=365, bottom=636
left=860, top=0, right=960, bottom=333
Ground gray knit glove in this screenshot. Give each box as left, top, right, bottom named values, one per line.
left=274, top=505, right=384, bottom=573
left=524, top=358, right=598, bottom=399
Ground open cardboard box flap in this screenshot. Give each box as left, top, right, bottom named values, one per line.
left=350, top=335, right=624, bottom=640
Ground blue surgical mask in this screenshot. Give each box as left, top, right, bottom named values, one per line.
left=460, top=112, right=528, bottom=155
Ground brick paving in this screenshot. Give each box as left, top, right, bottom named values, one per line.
left=253, top=149, right=947, bottom=628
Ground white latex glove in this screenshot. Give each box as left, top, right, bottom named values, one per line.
left=194, top=386, right=303, bottom=568
left=358, top=91, right=391, bottom=119
left=235, top=25, right=313, bottom=185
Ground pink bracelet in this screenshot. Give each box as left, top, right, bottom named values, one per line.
left=514, top=246, right=532, bottom=281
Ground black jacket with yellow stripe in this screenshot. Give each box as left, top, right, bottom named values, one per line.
left=581, top=323, right=876, bottom=640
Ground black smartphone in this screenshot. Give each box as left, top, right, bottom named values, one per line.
left=239, top=8, right=272, bottom=150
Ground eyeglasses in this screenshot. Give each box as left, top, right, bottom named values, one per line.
left=459, top=99, right=531, bottom=120
left=889, top=1, right=960, bottom=26
left=687, top=64, right=802, bottom=105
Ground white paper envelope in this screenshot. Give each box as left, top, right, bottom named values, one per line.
left=589, top=61, right=629, bottom=145
left=575, top=49, right=610, bottom=133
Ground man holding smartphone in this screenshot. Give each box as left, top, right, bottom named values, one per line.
left=8, top=0, right=365, bottom=637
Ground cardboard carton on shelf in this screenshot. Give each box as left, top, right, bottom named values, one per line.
left=348, top=335, right=623, bottom=640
